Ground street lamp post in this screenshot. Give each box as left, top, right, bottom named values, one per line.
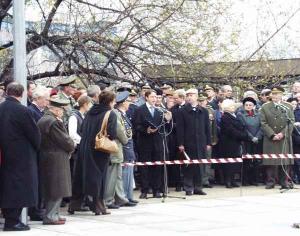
left=13, top=0, right=28, bottom=224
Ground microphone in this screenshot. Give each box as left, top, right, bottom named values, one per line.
left=155, top=106, right=169, bottom=113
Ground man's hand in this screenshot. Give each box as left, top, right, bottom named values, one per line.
left=164, top=111, right=172, bottom=121
left=276, top=132, right=284, bottom=140
left=178, top=145, right=185, bottom=152
left=147, top=127, right=158, bottom=134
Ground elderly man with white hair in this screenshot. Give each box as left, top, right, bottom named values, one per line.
left=28, top=86, right=50, bottom=123
left=221, top=85, right=233, bottom=99
left=87, top=85, right=101, bottom=104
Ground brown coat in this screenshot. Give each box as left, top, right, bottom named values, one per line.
left=38, top=111, right=75, bottom=200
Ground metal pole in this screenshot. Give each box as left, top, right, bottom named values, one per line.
left=13, top=0, right=28, bottom=224
left=13, top=0, right=27, bottom=105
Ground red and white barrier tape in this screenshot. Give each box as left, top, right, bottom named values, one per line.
left=122, top=154, right=300, bottom=166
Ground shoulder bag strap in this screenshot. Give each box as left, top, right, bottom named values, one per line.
left=99, top=110, right=111, bottom=136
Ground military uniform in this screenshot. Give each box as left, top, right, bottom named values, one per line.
left=57, top=77, right=77, bottom=127
left=260, top=101, right=294, bottom=165
left=260, top=99, right=294, bottom=188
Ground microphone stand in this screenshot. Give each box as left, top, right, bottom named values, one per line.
left=157, top=110, right=186, bottom=202
left=276, top=105, right=299, bottom=193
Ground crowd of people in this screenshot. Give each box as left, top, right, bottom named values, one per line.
left=0, top=78, right=300, bottom=231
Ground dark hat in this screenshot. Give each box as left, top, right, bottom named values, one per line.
left=49, top=96, right=70, bottom=107
left=203, top=85, right=215, bottom=91
left=59, top=76, right=76, bottom=86
left=142, top=83, right=151, bottom=90
left=116, top=91, right=130, bottom=103
left=242, top=97, right=257, bottom=106
left=271, top=86, right=284, bottom=94
left=155, top=88, right=163, bottom=96
left=198, top=93, right=208, bottom=101
left=117, top=87, right=131, bottom=93
left=260, top=88, right=271, bottom=96
left=160, top=83, right=172, bottom=90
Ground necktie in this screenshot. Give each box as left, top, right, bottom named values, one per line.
left=150, top=106, right=155, bottom=117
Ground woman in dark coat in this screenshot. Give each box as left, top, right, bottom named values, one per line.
left=237, top=97, right=263, bottom=186
left=219, top=99, right=250, bottom=188
left=38, top=97, right=75, bottom=225
left=80, top=90, right=117, bottom=215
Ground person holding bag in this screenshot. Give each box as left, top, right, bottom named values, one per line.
left=80, top=90, right=117, bottom=215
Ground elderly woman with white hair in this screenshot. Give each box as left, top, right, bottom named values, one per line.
left=218, top=99, right=250, bottom=188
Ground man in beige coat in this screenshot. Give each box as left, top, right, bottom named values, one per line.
left=260, top=86, right=294, bottom=189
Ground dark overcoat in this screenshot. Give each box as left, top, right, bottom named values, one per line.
left=0, top=97, right=41, bottom=208
left=176, top=104, right=211, bottom=159
left=218, top=112, right=249, bottom=158
left=80, top=104, right=117, bottom=198
left=28, top=103, right=44, bottom=123
left=38, top=111, right=74, bottom=200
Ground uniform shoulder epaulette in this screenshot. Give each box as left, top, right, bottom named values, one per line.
left=261, top=101, right=271, bottom=108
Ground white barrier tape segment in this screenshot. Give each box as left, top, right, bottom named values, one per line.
left=122, top=154, right=300, bottom=166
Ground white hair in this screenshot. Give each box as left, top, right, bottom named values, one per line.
left=221, top=85, right=232, bottom=92
left=32, top=86, right=49, bottom=100
left=174, top=89, right=186, bottom=98
left=221, top=99, right=235, bottom=112
left=87, top=85, right=101, bottom=98
left=243, top=90, right=258, bottom=100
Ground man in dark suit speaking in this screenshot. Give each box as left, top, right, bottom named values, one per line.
left=135, top=89, right=172, bottom=199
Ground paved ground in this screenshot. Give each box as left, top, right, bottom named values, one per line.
left=1, top=185, right=300, bottom=235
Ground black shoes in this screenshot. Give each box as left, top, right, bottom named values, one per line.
left=139, top=193, right=147, bottom=199
left=129, top=199, right=139, bottom=204
left=120, top=202, right=137, bottom=207
left=185, top=190, right=207, bottom=195
left=107, top=203, right=120, bottom=209
left=265, top=183, right=275, bottom=189
left=175, top=186, right=183, bottom=192
left=3, top=223, right=30, bottom=231
left=153, top=192, right=162, bottom=198
left=194, top=190, right=207, bottom=195
left=203, top=184, right=213, bottom=188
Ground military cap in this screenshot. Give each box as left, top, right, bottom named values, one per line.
left=186, top=88, right=198, bottom=95
left=203, top=85, right=215, bottom=91
left=129, top=89, right=137, bottom=96
left=59, top=76, right=76, bottom=86
left=271, top=86, right=284, bottom=94
left=117, top=87, right=131, bottom=93
left=242, top=97, right=257, bottom=106
left=49, top=95, right=70, bottom=107
left=116, top=91, right=130, bottom=103
left=198, top=94, right=208, bottom=101
left=142, top=83, right=151, bottom=90
left=261, top=88, right=271, bottom=95
left=160, top=83, right=172, bottom=90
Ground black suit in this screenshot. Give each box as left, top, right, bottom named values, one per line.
left=135, top=103, right=165, bottom=194
left=176, top=104, right=211, bottom=192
